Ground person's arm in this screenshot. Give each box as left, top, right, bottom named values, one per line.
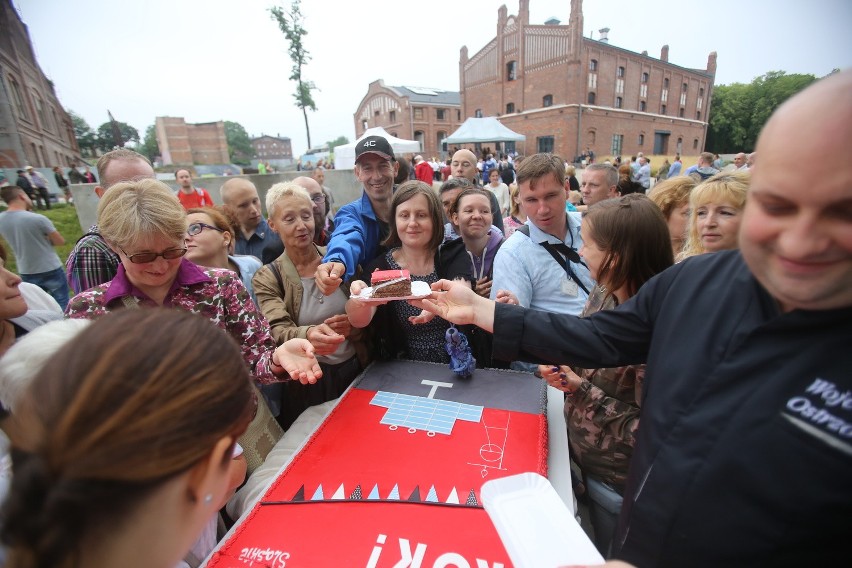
left=321, top=204, right=367, bottom=283
left=66, top=238, right=119, bottom=294
left=345, top=280, right=382, bottom=328
left=489, top=241, right=532, bottom=307
left=47, top=230, right=64, bottom=246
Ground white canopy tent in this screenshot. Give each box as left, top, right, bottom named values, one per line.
left=443, top=117, right=526, bottom=145
left=333, top=127, right=421, bottom=170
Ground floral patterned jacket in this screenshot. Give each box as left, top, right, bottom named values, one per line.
left=565, top=286, right=645, bottom=492
left=65, top=258, right=286, bottom=385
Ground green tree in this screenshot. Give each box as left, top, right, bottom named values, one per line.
left=707, top=71, right=817, bottom=153
left=69, top=110, right=97, bottom=156
left=139, top=124, right=160, bottom=163
left=270, top=0, right=318, bottom=149
left=326, top=135, right=349, bottom=152
left=224, top=121, right=253, bottom=165
left=95, top=121, right=140, bottom=151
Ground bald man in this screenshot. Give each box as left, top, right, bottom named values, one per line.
left=450, top=149, right=504, bottom=233
left=220, top=177, right=280, bottom=262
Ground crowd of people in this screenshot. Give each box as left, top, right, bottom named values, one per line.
left=0, top=72, right=848, bottom=567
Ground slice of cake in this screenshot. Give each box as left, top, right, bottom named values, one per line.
left=370, top=269, right=412, bottom=298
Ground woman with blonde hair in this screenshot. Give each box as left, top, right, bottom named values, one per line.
left=252, top=182, right=367, bottom=429
left=677, top=171, right=750, bottom=262
left=1, top=309, right=255, bottom=568
left=501, top=183, right=527, bottom=239
left=648, top=176, right=697, bottom=256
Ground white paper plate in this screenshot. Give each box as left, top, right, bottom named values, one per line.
left=350, top=280, right=431, bottom=303
left=481, top=472, right=604, bottom=567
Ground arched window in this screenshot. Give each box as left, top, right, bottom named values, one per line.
left=617, top=66, right=625, bottom=78
left=587, top=92, right=596, bottom=104
left=639, top=101, right=646, bottom=112
left=679, top=108, right=685, bottom=118
left=641, top=72, right=649, bottom=83
left=589, top=59, right=598, bottom=72
left=638, top=134, right=645, bottom=146
left=475, top=109, right=483, bottom=118
left=693, top=138, right=699, bottom=149
left=542, top=95, right=553, bottom=107
left=615, top=96, right=623, bottom=109
left=507, top=60, right=517, bottom=81
left=506, top=102, right=515, bottom=114
left=664, top=78, right=670, bottom=89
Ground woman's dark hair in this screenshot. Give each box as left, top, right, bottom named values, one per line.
left=584, top=193, right=674, bottom=299
left=394, top=154, right=409, bottom=185
left=1, top=309, right=255, bottom=568
left=383, top=180, right=444, bottom=252
left=449, top=188, right=493, bottom=218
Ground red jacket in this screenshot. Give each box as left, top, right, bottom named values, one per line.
left=415, top=161, right=433, bottom=185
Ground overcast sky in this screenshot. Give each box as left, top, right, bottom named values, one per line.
left=13, top=0, right=852, bottom=157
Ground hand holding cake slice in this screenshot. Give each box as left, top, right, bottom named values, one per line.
left=370, top=269, right=412, bottom=298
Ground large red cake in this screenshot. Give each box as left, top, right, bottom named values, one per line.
left=206, top=360, right=548, bottom=567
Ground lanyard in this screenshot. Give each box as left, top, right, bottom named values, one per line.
left=538, top=240, right=590, bottom=296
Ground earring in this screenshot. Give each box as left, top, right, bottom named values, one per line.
left=204, top=493, right=213, bottom=505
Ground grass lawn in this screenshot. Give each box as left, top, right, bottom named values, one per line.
left=0, top=203, right=84, bottom=275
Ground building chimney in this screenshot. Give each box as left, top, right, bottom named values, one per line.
left=707, top=51, right=718, bottom=75
left=661, top=44, right=669, bottom=62
left=598, top=27, right=610, bottom=43
left=641, top=50, right=648, bottom=56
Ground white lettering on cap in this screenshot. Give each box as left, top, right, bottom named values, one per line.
left=364, top=140, right=376, bottom=147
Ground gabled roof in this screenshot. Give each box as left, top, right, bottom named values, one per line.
left=391, top=86, right=460, bottom=106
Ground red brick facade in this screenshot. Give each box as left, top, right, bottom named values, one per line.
left=155, top=117, right=230, bottom=166
left=460, top=0, right=716, bottom=160
left=252, top=135, right=293, bottom=160
left=354, top=80, right=462, bottom=159
left=0, top=0, right=80, bottom=168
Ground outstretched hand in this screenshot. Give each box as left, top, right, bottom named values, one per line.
left=538, top=364, right=582, bottom=393
left=408, top=279, right=495, bottom=332
left=272, top=338, right=323, bottom=384
left=315, top=261, right=345, bottom=295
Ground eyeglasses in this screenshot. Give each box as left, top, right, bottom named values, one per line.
left=187, top=222, right=225, bottom=237
left=118, top=245, right=188, bottom=264
left=309, top=194, right=325, bottom=204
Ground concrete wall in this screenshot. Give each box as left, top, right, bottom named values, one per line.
left=69, top=169, right=364, bottom=231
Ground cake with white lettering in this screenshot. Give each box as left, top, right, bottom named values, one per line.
left=206, top=361, right=548, bottom=567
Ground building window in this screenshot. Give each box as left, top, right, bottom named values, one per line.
left=615, top=96, right=623, bottom=109
left=436, top=108, right=445, bottom=120
left=617, top=66, right=625, bottom=78
left=413, top=107, right=424, bottom=120
left=507, top=60, right=517, bottom=81
left=680, top=92, right=687, bottom=106
left=32, top=93, right=47, bottom=129
left=542, top=94, right=553, bottom=107
left=697, top=111, right=701, bottom=120
left=641, top=72, right=649, bottom=83
left=9, top=78, right=29, bottom=120
left=587, top=92, right=596, bottom=104
left=588, top=73, right=597, bottom=89
left=638, top=134, right=645, bottom=146
left=457, top=110, right=461, bottom=121
left=662, top=88, right=668, bottom=103
left=437, top=130, right=447, bottom=151
left=699, top=87, right=704, bottom=97
left=616, top=79, right=624, bottom=94
left=589, top=59, right=598, bottom=71
left=390, top=110, right=396, bottom=122
left=362, top=120, right=368, bottom=130
left=640, top=84, right=648, bottom=98
left=640, top=101, right=646, bottom=112
left=677, top=137, right=683, bottom=154
left=682, top=82, right=688, bottom=92
left=587, top=129, right=596, bottom=145
left=611, top=134, right=624, bottom=155
left=537, top=136, right=554, bottom=153
left=679, top=108, right=685, bottom=118
left=664, top=78, right=670, bottom=89
left=374, top=110, right=380, bottom=117
left=475, top=109, right=483, bottom=118
left=693, top=138, right=699, bottom=150
left=506, top=102, right=515, bottom=114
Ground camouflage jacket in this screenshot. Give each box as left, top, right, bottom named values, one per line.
left=65, top=259, right=285, bottom=385
left=565, top=286, right=645, bottom=492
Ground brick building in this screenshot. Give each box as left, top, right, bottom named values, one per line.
left=252, top=135, right=293, bottom=161
left=461, top=0, right=716, bottom=160
left=0, top=0, right=80, bottom=168
left=155, top=116, right=229, bottom=166
left=354, top=80, right=462, bottom=159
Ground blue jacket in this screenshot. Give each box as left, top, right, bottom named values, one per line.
left=323, top=192, right=385, bottom=281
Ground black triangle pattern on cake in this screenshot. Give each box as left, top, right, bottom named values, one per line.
left=291, top=485, right=305, bottom=502
left=466, top=489, right=478, bottom=506
left=408, top=486, right=421, bottom=502
left=350, top=485, right=363, bottom=500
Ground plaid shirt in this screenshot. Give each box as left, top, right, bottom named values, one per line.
left=65, top=259, right=287, bottom=385
left=65, top=225, right=121, bottom=294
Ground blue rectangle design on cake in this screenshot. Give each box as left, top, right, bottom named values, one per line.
left=371, top=391, right=483, bottom=435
